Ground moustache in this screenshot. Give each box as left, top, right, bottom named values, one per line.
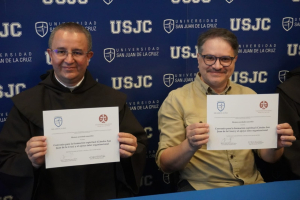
left=207, top=69, right=227, bottom=73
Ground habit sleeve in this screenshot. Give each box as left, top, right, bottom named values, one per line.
left=0, top=106, right=39, bottom=200
left=118, top=103, right=147, bottom=195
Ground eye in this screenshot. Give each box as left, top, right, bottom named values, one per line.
left=220, top=57, right=232, bottom=62
left=205, top=55, right=215, bottom=61
left=72, top=51, right=84, bottom=56
left=56, top=50, right=66, bottom=55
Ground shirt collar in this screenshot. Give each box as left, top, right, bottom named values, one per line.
left=54, top=73, right=84, bottom=92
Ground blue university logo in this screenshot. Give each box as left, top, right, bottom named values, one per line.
left=103, top=0, right=113, bottom=5
left=104, top=48, right=115, bottom=63
left=217, top=101, right=225, bottom=112
left=163, top=74, right=174, bottom=87
left=282, top=17, right=293, bottom=31
left=35, top=22, right=48, bottom=38
left=278, top=70, right=289, bottom=83
left=163, top=19, right=175, bottom=34
left=54, top=116, right=63, bottom=127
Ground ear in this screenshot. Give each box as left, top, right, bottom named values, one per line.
left=234, top=55, right=238, bottom=62
left=197, top=53, right=201, bottom=64
left=46, top=49, right=53, bottom=64
left=46, top=48, right=52, bottom=56
left=87, top=51, right=94, bottom=59
left=86, top=51, right=94, bottom=65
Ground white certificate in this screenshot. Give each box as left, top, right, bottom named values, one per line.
left=207, top=94, right=278, bottom=150
left=43, top=107, right=119, bottom=168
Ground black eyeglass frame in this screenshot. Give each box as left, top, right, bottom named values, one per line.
left=200, top=54, right=236, bottom=67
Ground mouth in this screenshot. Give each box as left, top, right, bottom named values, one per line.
left=208, top=70, right=226, bottom=74
left=62, top=66, right=76, bottom=70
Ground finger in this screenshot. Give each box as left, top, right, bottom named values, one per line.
left=118, top=137, right=137, bottom=146
left=118, top=132, right=134, bottom=138
left=26, top=141, right=47, bottom=153
left=277, top=123, right=292, bottom=130
left=187, top=127, right=209, bottom=139
left=26, top=137, right=47, bottom=150
left=120, top=144, right=136, bottom=153
left=187, top=123, right=209, bottom=131
left=280, top=135, right=296, bottom=142
left=28, top=141, right=47, bottom=148
left=277, top=128, right=294, bottom=136
left=189, top=138, right=209, bottom=148
left=30, top=151, right=47, bottom=160
left=27, top=147, right=47, bottom=157
left=190, top=134, right=209, bottom=142
left=192, top=127, right=210, bottom=135
left=29, top=136, right=47, bottom=142
left=119, top=149, right=133, bottom=158
left=280, top=140, right=293, bottom=147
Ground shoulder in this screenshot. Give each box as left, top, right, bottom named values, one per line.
left=166, top=81, right=194, bottom=100
left=230, top=82, right=256, bottom=94
left=277, top=75, right=300, bottom=103
left=92, top=83, right=127, bottom=103
left=160, top=82, right=195, bottom=112
left=95, top=83, right=126, bottom=97
left=12, top=84, right=44, bottom=105
left=277, top=75, right=300, bottom=91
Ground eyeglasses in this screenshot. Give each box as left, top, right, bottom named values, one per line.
left=200, top=54, right=236, bottom=67
left=51, top=49, right=89, bottom=58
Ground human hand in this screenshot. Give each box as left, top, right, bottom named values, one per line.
left=118, top=132, right=137, bottom=158
left=186, top=122, right=209, bottom=151
left=25, top=136, right=47, bottom=168
left=276, top=123, right=296, bottom=148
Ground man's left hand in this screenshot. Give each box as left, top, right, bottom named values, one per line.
left=277, top=123, right=296, bottom=148
left=118, top=132, right=137, bottom=158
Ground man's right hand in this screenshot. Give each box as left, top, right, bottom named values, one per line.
left=186, top=122, right=209, bottom=151
left=25, top=136, right=47, bottom=169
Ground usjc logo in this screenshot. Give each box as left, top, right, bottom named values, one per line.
left=259, top=101, right=268, bottom=109
left=54, top=116, right=63, bottom=127
left=278, top=70, right=289, bottom=83
left=35, top=22, right=48, bottom=37
left=0, top=83, right=26, bottom=98
left=226, top=0, right=233, bottom=3
left=282, top=17, right=293, bottom=31
left=99, top=114, right=108, bottom=123
left=217, top=101, right=225, bottom=112
left=111, top=75, right=152, bottom=90
left=104, top=48, right=115, bottom=63
left=171, top=0, right=211, bottom=3
left=163, top=74, right=174, bottom=87
left=0, top=22, right=22, bottom=38
left=110, top=20, right=152, bottom=34
left=230, top=18, right=271, bottom=31
left=103, top=0, right=113, bottom=5
left=287, top=44, right=300, bottom=56
left=43, top=0, right=88, bottom=4
left=163, top=19, right=175, bottom=34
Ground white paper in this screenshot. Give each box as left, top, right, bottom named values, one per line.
left=207, top=94, right=278, bottom=150
left=43, top=107, right=119, bottom=168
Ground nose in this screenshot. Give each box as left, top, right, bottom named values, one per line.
left=64, top=52, right=75, bottom=63
left=211, top=58, right=223, bottom=70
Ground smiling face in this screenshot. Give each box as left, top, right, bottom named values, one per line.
left=197, top=37, right=237, bottom=93
left=47, top=29, right=93, bottom=87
